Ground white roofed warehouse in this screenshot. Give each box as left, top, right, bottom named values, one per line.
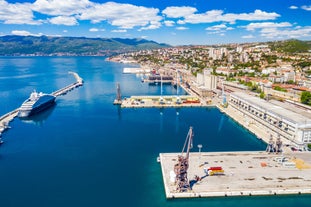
left=229, top=92, right=311, bottom=150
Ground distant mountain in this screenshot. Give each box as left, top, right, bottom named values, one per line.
left=0, top=35, right=170, bottom=56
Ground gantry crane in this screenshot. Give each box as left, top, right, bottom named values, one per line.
left=174, top=126, right=194, bottom=192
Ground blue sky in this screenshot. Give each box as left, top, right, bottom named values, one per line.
left=0, top=0, right=311, bottom=45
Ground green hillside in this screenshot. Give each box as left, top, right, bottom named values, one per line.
left=0, top=35, right=170, bottom=56
left=269, top=39, right=311, bottom=53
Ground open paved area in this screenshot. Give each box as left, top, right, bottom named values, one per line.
left=159, top=151, right=311, bottom=198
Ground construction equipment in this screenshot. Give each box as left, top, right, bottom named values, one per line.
left=174, top=126, right=194, bottom=192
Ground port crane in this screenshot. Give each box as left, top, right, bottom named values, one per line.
left=113, top=82, right=122, bottom=105
left=174, top=126, right=194, bottom=192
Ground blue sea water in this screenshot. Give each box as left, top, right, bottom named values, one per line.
left=0, top=57, right=310, bottom=207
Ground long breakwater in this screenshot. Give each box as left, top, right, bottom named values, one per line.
left=0, top=71, right=83, bottom=135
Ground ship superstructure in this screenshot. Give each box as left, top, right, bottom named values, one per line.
left=18, top=90, right=56, bottom=118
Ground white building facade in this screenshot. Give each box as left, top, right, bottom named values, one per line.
left=229, top=92, right=311, bottom=150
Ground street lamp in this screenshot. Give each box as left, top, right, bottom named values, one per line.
left=198, top=144, right=203, bottom=159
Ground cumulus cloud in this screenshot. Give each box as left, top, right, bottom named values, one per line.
left=205, top=24, right=233, bottom=31
left=205, top=24, right=233, bottom=36
left=162, top=7, right=280, bottom=25
left=89, top=28, right=99, bottom=32
left=176, top=26, right=188, bottom=30
left=164, top=20, right=175, bottom=27
left=289, top=5, right=298, bottom=9
left=11, top=30, right=42, bottom=36
left=139, top=22, right=161, bottom=31
left=242, top=34, right=255, bottom=39
left=78, top=2, right=162, bottom=29
left=187, top=9, right=279, bottom=24
left=162, top=6, right=197, bottom=18
left=177, top=20, right=186, bottom=25
left=245, top=22, right=292, bottom=31
left=0, top=0, right=41, bottom=25
left=1, top=0, right=163, bottom=28
left=301, top=5, right=311, bottom=11
left=111, top=29, right=127, bottom=33
left=32, top=0, right=93, bottom=16
left=260, top=26, right=311, bottom=39
left=49, top=16, right=78, bottom=25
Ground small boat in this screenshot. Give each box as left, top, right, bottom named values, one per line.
left=157, top=156, right=161, bottom=163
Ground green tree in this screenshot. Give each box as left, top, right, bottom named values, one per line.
left=260, top=92, right=265, bottom=99
left=274, top=86, right=287, bottom=92
left=301, top=91, right=311, bottom=105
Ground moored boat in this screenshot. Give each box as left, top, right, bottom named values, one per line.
left=18, top=90, right=56, bottom=118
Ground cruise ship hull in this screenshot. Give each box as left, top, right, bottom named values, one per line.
left=18, top=92, right=56, bottom=118
left=18, top=99, right=55, bottom=118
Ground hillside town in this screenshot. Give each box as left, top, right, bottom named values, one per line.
left=109, top=40, right=311, bottom=102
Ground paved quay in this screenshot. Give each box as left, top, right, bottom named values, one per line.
left=218, top=104, right=288, bottom=145
left=120, top=95, right=210, bottom=108
left=159, top=151, right=311, bottom=198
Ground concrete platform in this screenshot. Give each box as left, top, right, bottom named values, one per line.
left=159, top=151, right=311, bottom=198
left=121, top=95, right=210, bottom=108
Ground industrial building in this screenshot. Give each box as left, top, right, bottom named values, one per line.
left=196, top=69, right=218, bottom=90
left=229, top=92, right=311, bottom=150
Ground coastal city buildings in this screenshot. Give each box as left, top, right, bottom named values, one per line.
left=110, top=40, right=311, bottom=150
left=229, top=92, right=311, bottom=150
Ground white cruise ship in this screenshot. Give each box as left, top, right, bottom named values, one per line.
left=18, top=90, right=56, bottom=118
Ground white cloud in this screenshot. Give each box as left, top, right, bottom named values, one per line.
left=205, top=24, right=227, bottom=31
left=242, top=34, right=255, bottom=39
left=11, top=30, right=42, bottom=36
left=49, top=16, right=78, bottom=25
left=164, top=20, right=174, bottom=27
left=0, top=0, right=41, bottom=25
left=176, top=26, right=188, bottom=30
left=260, top=26, right=311, bottom=39
left=205, top=24, right=233, bottom=36
left=289, top=5, right=298, bottom=9
left=0, top=0, right=163, bottom=28
left=32, top=0, right=93, bottom=16
left=139, top=23, right=161, bottom=31
left=63, top=30, right=68, bottom=33
left=177, top=20, right=186, bottom=25
left=164, top=8, right=279, bottom=25
left=223, top=10, right=280, bottom=23
left=79, top=2, right=162, bottom=29
left=89, top=28, right=99, bottom=32
left=301, top=5, right=311, bottom=11
left=245, top=22, right=292, bottom=31
left=111, top=29, right=127, bottom=33
left=162, top=6, right=197, bottom=18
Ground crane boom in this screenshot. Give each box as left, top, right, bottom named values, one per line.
left=174, top=126, right=194, bottom=192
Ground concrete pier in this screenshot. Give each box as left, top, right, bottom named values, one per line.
left=0, top=71, right=83, bottom=135
left=120, top=95, right=210, bottom=108
left=159, top=151, right=311, bottom=198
